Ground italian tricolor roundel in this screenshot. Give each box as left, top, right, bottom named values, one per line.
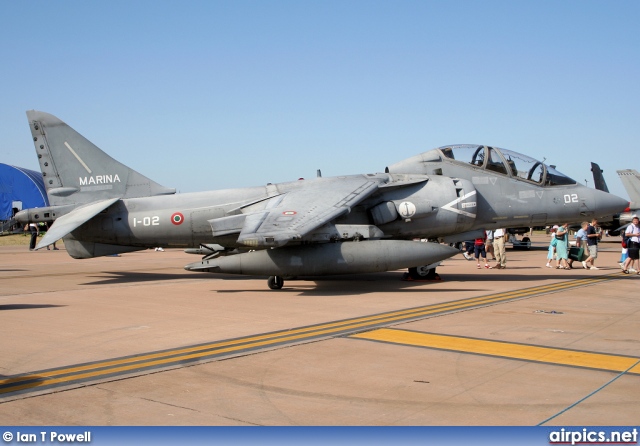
left=171, top=212, right=184, bottom=225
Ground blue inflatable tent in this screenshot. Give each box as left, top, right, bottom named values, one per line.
left=0, top=163, right=49, bottom=221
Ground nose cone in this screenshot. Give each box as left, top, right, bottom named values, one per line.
left=593, top=189, right=629, bottom=218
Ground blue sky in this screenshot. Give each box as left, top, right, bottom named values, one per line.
left=1, top=1, right=638, bottom=199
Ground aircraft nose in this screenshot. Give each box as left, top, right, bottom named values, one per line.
left=593, top=189, right=629, bottom=217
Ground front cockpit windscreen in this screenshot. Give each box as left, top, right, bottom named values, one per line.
left=545, top=165, right=577, bottom=186
left=441, top=145, right=486, bottom=166
left=439, top=145, right=577, bottom=186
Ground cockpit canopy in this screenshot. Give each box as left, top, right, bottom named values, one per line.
left=428, top=145, right=576, bottom=186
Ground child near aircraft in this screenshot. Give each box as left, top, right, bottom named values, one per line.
left=474, top=232, right=492, bottom=269
left=619, top=238, right=628, bottom=269
left=545, top=226, right=559, bottom=268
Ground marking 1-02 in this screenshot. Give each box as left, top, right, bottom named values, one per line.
left=132, top=216, right=160, bottom=227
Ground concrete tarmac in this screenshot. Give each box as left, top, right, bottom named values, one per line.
left=0, top=235, right=638, bottom=425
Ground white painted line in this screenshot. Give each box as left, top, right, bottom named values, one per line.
left=64, top=141, right=92, bottom=174
left=441, top=190, right=477, bottom=218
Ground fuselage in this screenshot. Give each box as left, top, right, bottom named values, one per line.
left=16, top=143, right=629, bottom=255
left=55, top=163, right=626, bottom=250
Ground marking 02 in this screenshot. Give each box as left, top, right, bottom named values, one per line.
left=564, top=194, right=579, bottom=203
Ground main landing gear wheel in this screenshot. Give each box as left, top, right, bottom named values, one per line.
left=408, top=265, right=438, bottom=280
left=267, top=276, right=284, bottom=290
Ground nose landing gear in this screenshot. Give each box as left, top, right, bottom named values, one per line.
left=267, top=276, right=284, bottom=290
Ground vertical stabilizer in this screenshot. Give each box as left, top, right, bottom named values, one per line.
left=26, top=110, right=175, bottom=206
left=617, top=169, right=640, bottom=208
left=590, top=162, right=609, bottom=193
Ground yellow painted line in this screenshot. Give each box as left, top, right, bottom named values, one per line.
left=0, top=273, right=626, bottom=396
left=351, top=328, right=640, bottom=375
left=1, top=278, right=587, bottom=384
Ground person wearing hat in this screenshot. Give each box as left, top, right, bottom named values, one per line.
left=622, top=215, right=640, bottom=274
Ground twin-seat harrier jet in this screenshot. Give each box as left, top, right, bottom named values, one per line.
left=16, top=111, right=628, bottom=289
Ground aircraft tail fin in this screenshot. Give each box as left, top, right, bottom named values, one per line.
left=617, top=169, right=640, bottom=209
left=590, top=162, right=609, bottom=193
left=26, top=110, right=175, bottom=207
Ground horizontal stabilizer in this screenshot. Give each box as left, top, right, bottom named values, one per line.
left=35, top=198, right=120, bottom=250
left=62, top=236, right=145, bottom=259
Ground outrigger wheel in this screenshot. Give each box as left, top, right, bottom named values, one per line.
left=267, top=276, right=284, bottom=290
left=407, top=265, right=439, bottom=280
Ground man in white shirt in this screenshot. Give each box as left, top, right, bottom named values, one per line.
left=26, top=222, right=38, bottom=251
left=493, top=228, right=507, bottom=269
left=622, top=216, right=640, bottom=274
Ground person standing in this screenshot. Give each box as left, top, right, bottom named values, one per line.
left=493, top=228, right=507, bottom=269
left=474, top=231, right=492, bottom=269
left=485, top=229, right=496, bottom=260
left=554, top=223, right=570, bottom=269
left=622, top=216, right=640, bottom=274
left=545, top=225, right=559, bottom=268
left=584, top=219, right=601, bottom=270
left=619, top=237, right=629, bottom=269
left=574, top=222, right=589, bottom=269
left=26, top=222, right=38, bottom=250
left=44, top=222, right=58, bottom=250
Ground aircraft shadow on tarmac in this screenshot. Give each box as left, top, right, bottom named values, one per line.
left=79, top=267, right=614, bottom=295
left=215, top=272, right=489, bottom=296
left=0, top=304, right=66, bottom=311
left=81, top=271, right=219, bottom=285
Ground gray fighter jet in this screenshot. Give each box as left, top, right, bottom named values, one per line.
left=16, top=111, right=628, bottom=289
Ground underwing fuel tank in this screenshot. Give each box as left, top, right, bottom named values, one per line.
left=184, top=240, right=459, bottom=276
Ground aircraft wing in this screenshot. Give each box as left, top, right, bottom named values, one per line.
left=35, top=198, right=120, bottom=250
left=236, top=176, right=382, bottom=247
